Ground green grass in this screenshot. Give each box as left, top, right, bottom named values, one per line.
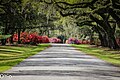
left=0, top=44, right=50, bottom=72
left=72, top=44, right=120, bottom=67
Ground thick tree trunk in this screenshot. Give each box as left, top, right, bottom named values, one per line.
left=104, top=21, right=119, bottom=49
left=98, top=33, right=108, bottom=47
left=94, top=25, right=109, bottom=47
left=10, top=35, right=13, bottom=44
left=107, top=32, right=119, bottom=49
left=90, top=14, right=119, bottom=49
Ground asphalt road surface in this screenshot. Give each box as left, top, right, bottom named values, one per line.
left=1, top=44, right=120, bottom=80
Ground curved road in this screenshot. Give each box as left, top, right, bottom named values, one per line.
left=1, top=44, right=120, bottom=80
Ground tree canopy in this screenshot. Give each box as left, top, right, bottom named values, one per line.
left=0, top=0, right=120, bottom=49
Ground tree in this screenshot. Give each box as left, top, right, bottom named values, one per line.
left=1, top=0, right=120, bottom=49
left=42, top=0, right=120, bottom=49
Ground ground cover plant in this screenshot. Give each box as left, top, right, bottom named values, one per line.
left=49, top=37, right=61, bottom=43
left=0, top=44, right=50, bottom=72
left=72, top=44, right=120, bottom=67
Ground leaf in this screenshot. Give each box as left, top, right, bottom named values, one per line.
left=0, top=35, right=11, bottom=39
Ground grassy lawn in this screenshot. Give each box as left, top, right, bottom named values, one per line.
left=0, top=44, right=50, bottom=72
left=72, top=44, right=120, bottom=67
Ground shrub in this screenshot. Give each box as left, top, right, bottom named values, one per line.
left=49, top=37, right=61, bottom=43
left=12, top=32, right=49, bottom=45
left=57, top=35, right=66, bottom=43
left=66, top=38, right=90, bottom=44
left=67, top=38, right=81, bottom=44
left=42, top=36, right=49, bottom=43
left=13, top=33, right=18, bottom=42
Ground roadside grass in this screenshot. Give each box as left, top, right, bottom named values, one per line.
left=0, top=44, right=50, bottom=72
left=72, top=44, right=120, bottom=67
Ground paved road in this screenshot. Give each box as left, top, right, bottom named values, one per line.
left=1, top=44, right=120, bottom=80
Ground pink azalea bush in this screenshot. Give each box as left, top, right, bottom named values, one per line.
left=49, top=37, right=61, bottom=43
left=66, top=38, right=90, bottom=44
left=66, top=38, right=80, bottom=44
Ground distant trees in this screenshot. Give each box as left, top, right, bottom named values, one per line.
left=0, top=0, right=58, bottom=45
left=0, top=0, right=22, bottom=44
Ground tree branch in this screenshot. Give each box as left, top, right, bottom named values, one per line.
left=59, top=11, right=77, bottom=17
left=55, top=0, right=98, bottom=10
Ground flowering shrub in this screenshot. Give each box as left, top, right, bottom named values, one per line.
left=66, top=38, right=80, bottom=44
left=49, top=37, right=61, bottom=43
left=37, top=36, right=43, bottom=43
left=12, top=32, right=49, bottom=45
left=68, top=38, right=75, bottom=44
left=42, top=36, right=49, bottom=43
left=13, top=33, right=18, bottom=42
left=66, top=38, right=90, bottom=44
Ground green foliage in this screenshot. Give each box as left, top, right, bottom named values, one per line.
left=0, top=0, right=120, bottom=49
left=57, top=0, right=90, bottom=4
left=0, top=35, right=11, bottom=39
left=54, top=16, right=80, bottom=38
left=64, top=0, right=81, bottom=3
left=79, top=26, right=92, bottom=38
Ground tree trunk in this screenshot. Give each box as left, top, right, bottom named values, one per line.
left=1, top=20, right=8, bottom=45
left=90, top=14, right=119, bottom=49
left=90, top=31, right=94, bottom=45
left=94, top=25, right=109, bottom=47
left=104, top=20, right=119, bottom=49
left=103, top=34, right=108, bottom=47
left=18, top=29, right=21, bottom=44
left=107, top=32, right=119, bottom=49
left=10, top=35, right=14, bottom=44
